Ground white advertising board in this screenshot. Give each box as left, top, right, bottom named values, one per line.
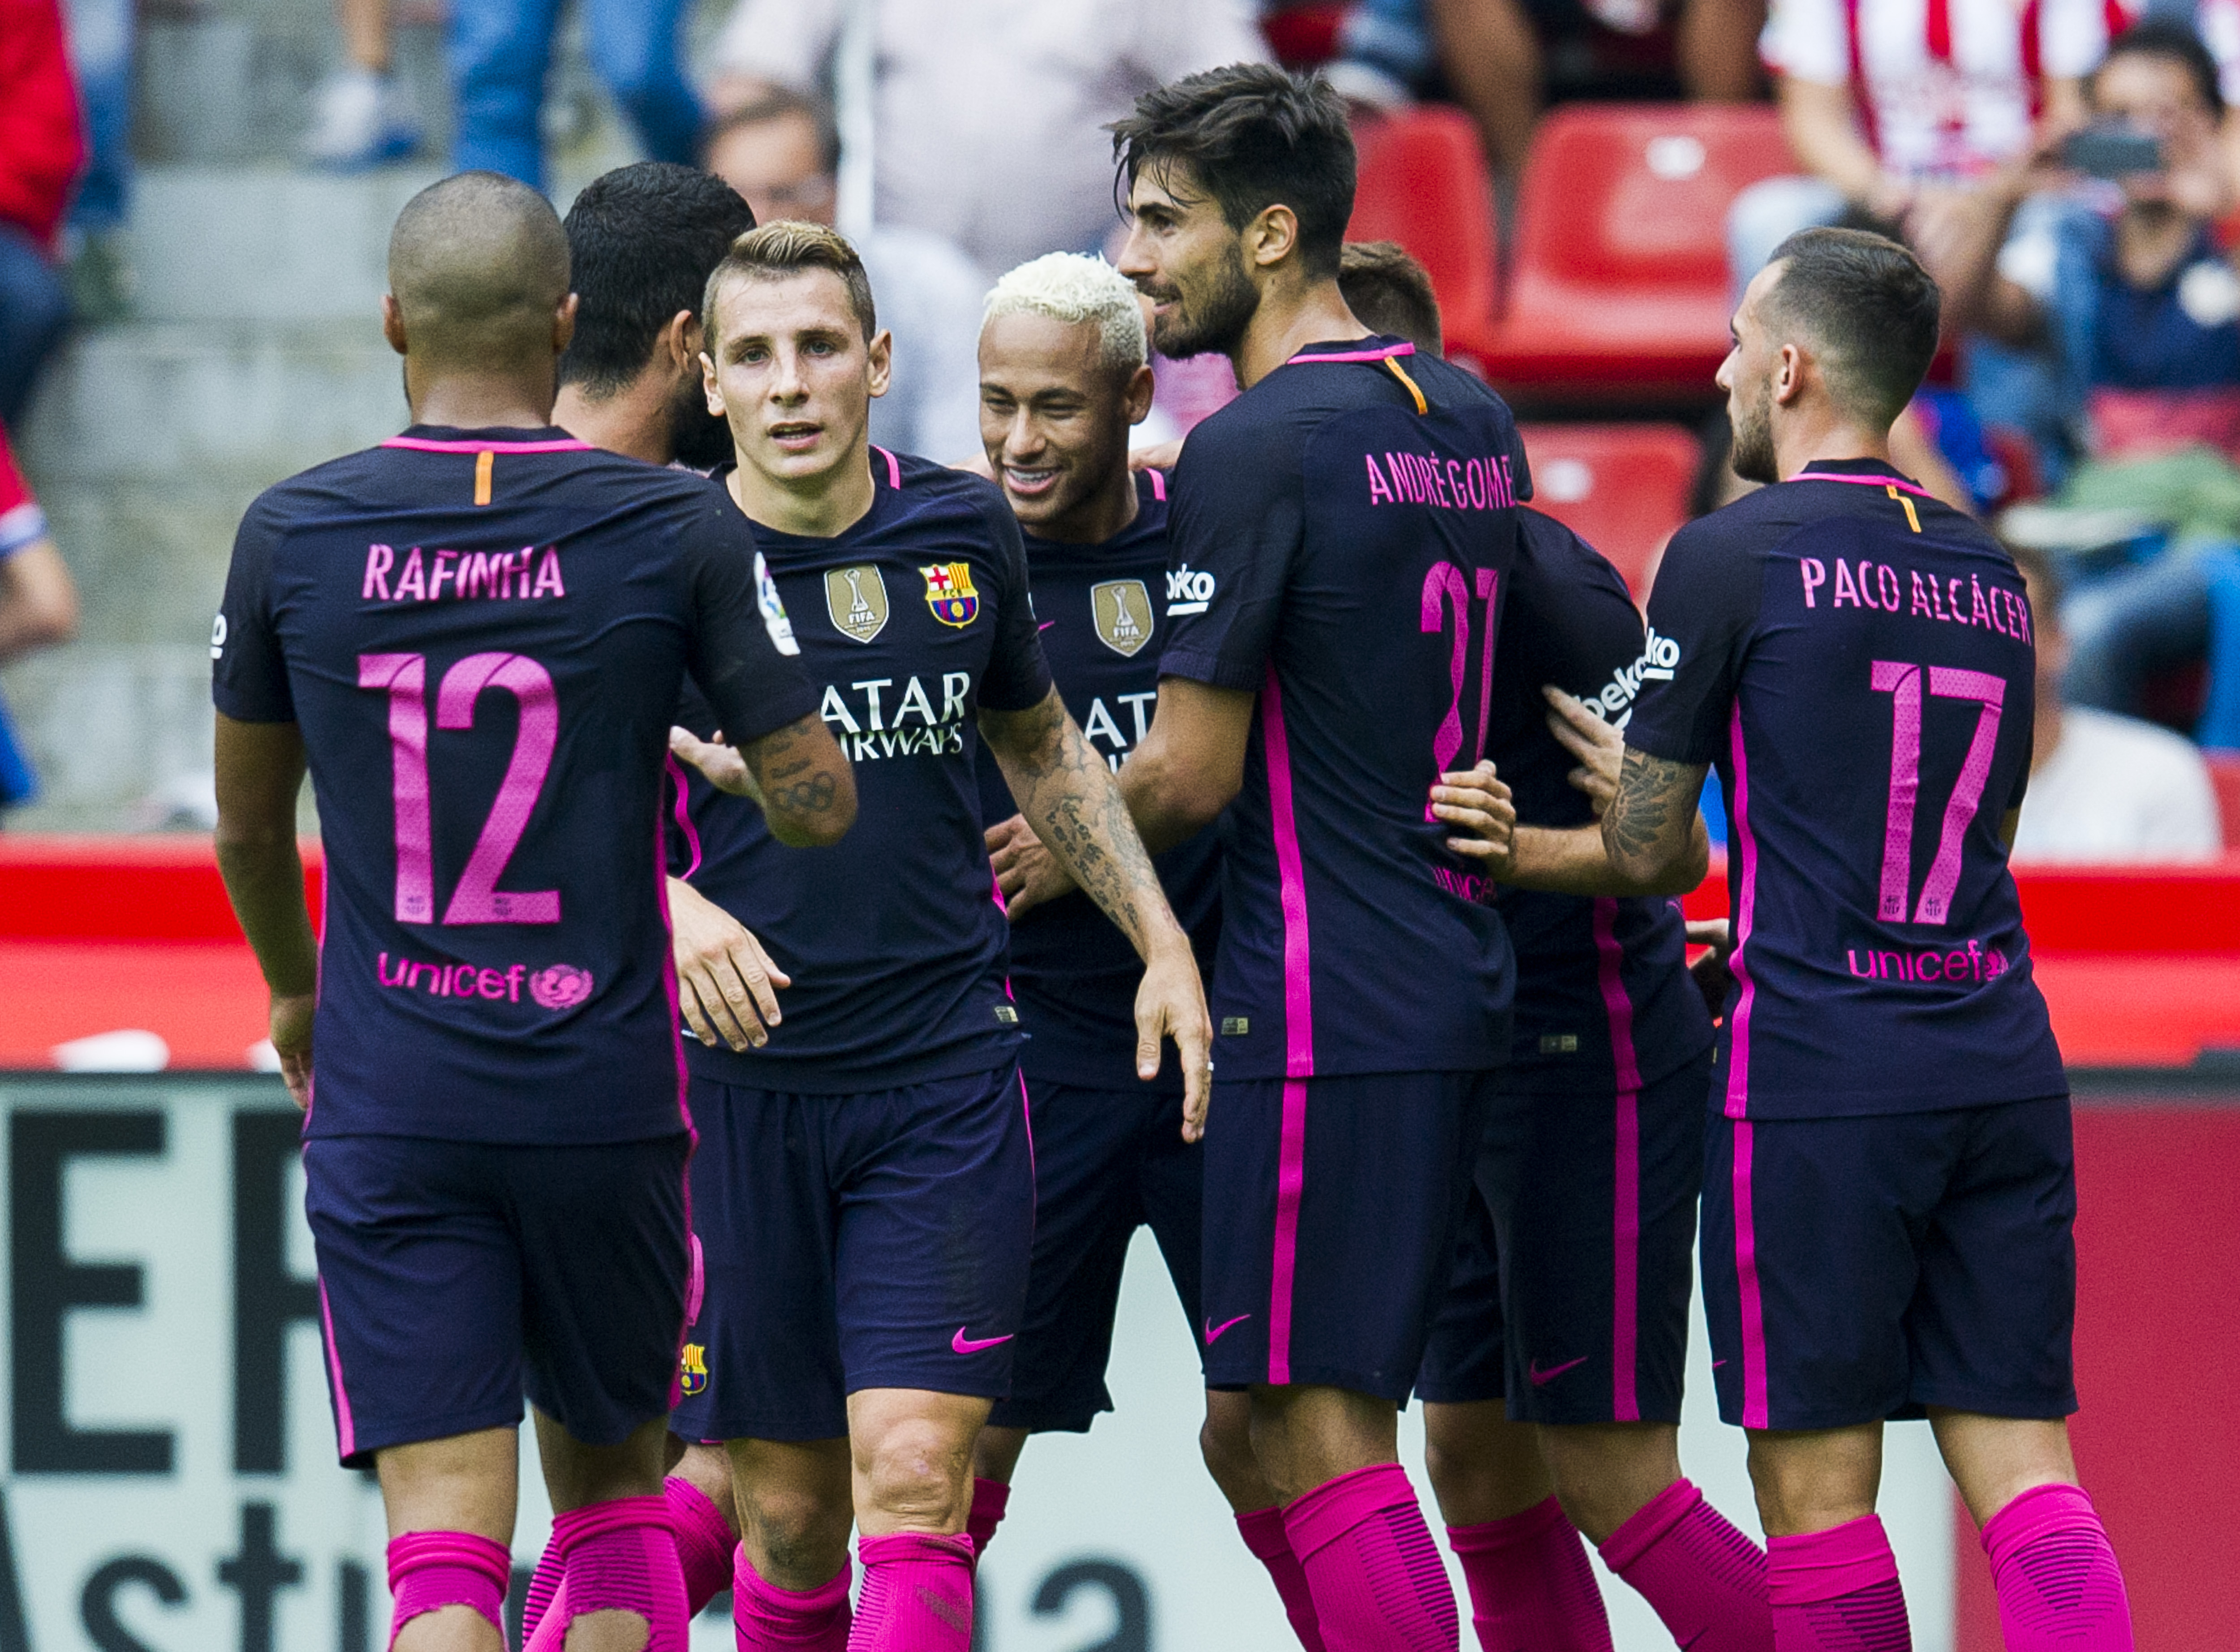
left=0, top=1076, right=1949, bottom=1652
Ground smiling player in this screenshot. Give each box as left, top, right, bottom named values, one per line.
left=659, top=221, right=1210, bottom=1652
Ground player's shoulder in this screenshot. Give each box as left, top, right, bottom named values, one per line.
left=1518, top=506, right=1628, bottom=595
left=881, top=449, right=1008, bottom=521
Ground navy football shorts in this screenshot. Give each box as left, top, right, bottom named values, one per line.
left=1201, top=1070, right=1496, bottom=1401
left=989, top=1079, right=1204, bottom=1434
left=1418, top=1050, right=1711, bottom=1424
left=1702, top=1095, right=2078, bottom=1431
left=303, top=1132, right=693, bottom=1469
left=673, top=1063, right=1035, bottom=1443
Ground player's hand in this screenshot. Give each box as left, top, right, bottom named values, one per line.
left=1430, top=760, right=1515, bottom=878
left=1686, top=917, right=1734, bottom=1019
left=270, top=991, right=315, bottom=1111
left=670, top=725, right=754, bottom=797
left=668, top=875, right=791, bottom=1050
left=1543, top=687, right=1624, bottom=816
left=986, top=814, right=1077, bottom=919
left=1134, top=936, right=1214, bottom=1141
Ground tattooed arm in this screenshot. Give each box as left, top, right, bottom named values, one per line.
left=669, top=711, right=857, bottom=847
left=980, top=683, right=1215, bottom=1136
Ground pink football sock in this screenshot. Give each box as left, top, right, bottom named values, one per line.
left=521, top=1543, right=566, bottom=1645
left=1600, top=1477, right=1773, bottom=1651
left=1236, top=1505, right=1331, bottom=1652
left=1980, top=1483, right=2133, bottom=1650
left=536, top=1494, right=692, bottom=1652
left=1284, top=1463, right=1460, bottom=1652
left=385, top=1530, right=510, bottom=1649
left=1447, top=1496, right=1613, bottom=1652
left=733, top=1544, right=852, bottom=1651
left=668, top=1475, right=742, bottom=1617
left=1766, top=1515, right=1911, bottom=1652
left=848, top=1532, right=975, bottom=1651
left=966, top=1477, right=1011, bottom=1561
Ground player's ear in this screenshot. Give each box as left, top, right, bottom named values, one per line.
left=380, top=293, right=408, bottom=357
left=666, top=310, right=698, bottom=376
left=1123, top=362, right=1156, bottom=426
left=702, top=347, right=726, bottom=417
left=866, top=329, right=893, bottom=400
left=553, top=292, right=580, bottom=357
left=1773, top=341, right=1805, bottom=407
left=1248, top=203, right=1299, bottom=272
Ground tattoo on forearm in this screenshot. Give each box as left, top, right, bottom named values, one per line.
left=1602, top=748, right=1701, bottom=873
left=985, top=688, right=1169, bottom=949
left=746, top=718, right=843, bottom=815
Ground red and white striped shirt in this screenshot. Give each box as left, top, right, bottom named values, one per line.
left=1763, top=0, right=2118, bottom=178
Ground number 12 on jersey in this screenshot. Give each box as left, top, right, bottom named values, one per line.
left=359, top=651, right=562, bottom=926
left=1869, top=659, right=2005, bottom=928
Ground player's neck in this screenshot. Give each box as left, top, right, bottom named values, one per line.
left=405, top=368, right=558, bottom=434
left=1033, top=465, right=1139, bottom=545
left=553, top=377, right=675, bottom=466
left=1231, top=275, right=1370, bottom=391
left=1770, top=407, right=1894, bottom=483
left=729, top=442, right=877, bottom=538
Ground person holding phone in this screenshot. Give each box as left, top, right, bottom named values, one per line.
left=1942, top=19, right=2240, bottom=463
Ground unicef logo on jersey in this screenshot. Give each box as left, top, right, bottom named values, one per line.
left=528, top=964, right=595, bottom=1011
left=1167, top=565, right=1215, bottom=616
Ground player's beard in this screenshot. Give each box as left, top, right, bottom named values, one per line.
left=671, top=377, right=739, bottom=472
left=1727, top=374, right=1779, bottom=486
left=1150, top=242, right=1260, bottom=361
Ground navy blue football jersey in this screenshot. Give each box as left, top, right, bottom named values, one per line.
left=1625, top=459, right=2064, bottom=1119
left=1159, top=337, right=1528, bottom=1080
left=1491, top=509, right=1714, bottom=1095
left=973, top=469, right=1221, bottom=1092
left=211, top=427, right=818, bottom=1144
left=670, top=448, right=1053, bottom=1092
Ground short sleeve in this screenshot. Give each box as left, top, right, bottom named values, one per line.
left=211, top=492, right=297, bottom=723
left=1623, top=519, right=1758, bottom=766
left=974, top=493, right=1056, bottom=713
left=1759, top=0, right=1848, bottom=84
left=1158, top=412, right=1305, bottom=691
left=681, top=502, right=822, bottom=745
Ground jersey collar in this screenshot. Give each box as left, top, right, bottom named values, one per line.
left=1284, top=334, right=1416, bottom=366
left=1794, top=458, right=1932, bottom=497
left=385, top=424, right=589, bottom=453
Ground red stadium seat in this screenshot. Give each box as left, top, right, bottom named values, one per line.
left=1517, top=422, right=1699, bottom=601
left=2207, top=751, right=2240, bottom=847
left=1484, top=103, right=1794, bottom=405
left=1262, top=2, right=1351, bottom=69
left=1345, top=107, right=1502, bottom=362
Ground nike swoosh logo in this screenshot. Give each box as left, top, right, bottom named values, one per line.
left=1203, top=1313, right=1251, bottom=1346
left=1529, top=1355, right=1588, bottom=1386
left=952, top=1326, right=1013, bottom=1355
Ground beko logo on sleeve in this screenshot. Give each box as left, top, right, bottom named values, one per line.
left=1167, top=565, right=1216, bottom=615
left=209, top=613, right=228, bottom=660
left=1579, top=626, right=1681, bottom=724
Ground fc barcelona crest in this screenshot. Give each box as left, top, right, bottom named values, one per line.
left=920, top=562, right=981, bottom=628
left=1090, top=579, right=1154, bottom=657
left=824, top=565, right=889, bottom=643
left=679, top=1342, right=708, bottom=1395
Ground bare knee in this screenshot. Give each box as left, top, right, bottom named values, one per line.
left=1421, top=1400, right=1550, bottom=1527
left=1540, top=1423, right=1681, bottom=1545
left=1200, top=1389, right=1276, bottom=1511
left=848, top=1390, right=986, bottom=1533
left=728, top=1440, right=853, bottom=1588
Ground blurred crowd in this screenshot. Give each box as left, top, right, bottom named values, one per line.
left=6, top=0, right=2240, bottom=853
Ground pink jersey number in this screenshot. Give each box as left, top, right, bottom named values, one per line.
left=1870, top=659, right=2005, bottom=926
left=1420, top=563, right=1502, bottom=818
left=359, top=650, right=562, bottom=926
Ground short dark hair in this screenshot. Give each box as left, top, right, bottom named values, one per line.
left=1762, top=226, right=1941, bottom=428
left=702, top=85, right=842, bottom=175
left=2098, top=18, right=2224, bottom=116
left=1338, top=240, right=1442, bottom=353
left=559, top=162, right=756, bottom=396
left=704, top=220, right=878, bottom=348
left=1109, top=64, right=1356, bottom=279
left=388, top=171, right=570, bottom=372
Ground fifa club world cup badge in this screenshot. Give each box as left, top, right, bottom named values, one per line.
left=1090, top=578, right=1153, bottom=657
left=920, top=562, right=981, bottom=628
left=825, top=565, right=890, bottom=643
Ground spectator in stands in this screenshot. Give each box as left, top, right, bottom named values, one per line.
left=0, top=427, right=78, bottom=810
left=700, top=0, right=1267, bottom=278
left=448, top=0, right=700, bottom=190
left=1330, top=0, right=1764, bottom=187
left=2007, top=539, right=2223, bottom=858
left=0, top=0, right=82, bottom=430
left=60, top=0, right=129, bottom=319
left=704, top=88, right=985, bottom=462
left=304, top=0, right=425, bottom=170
